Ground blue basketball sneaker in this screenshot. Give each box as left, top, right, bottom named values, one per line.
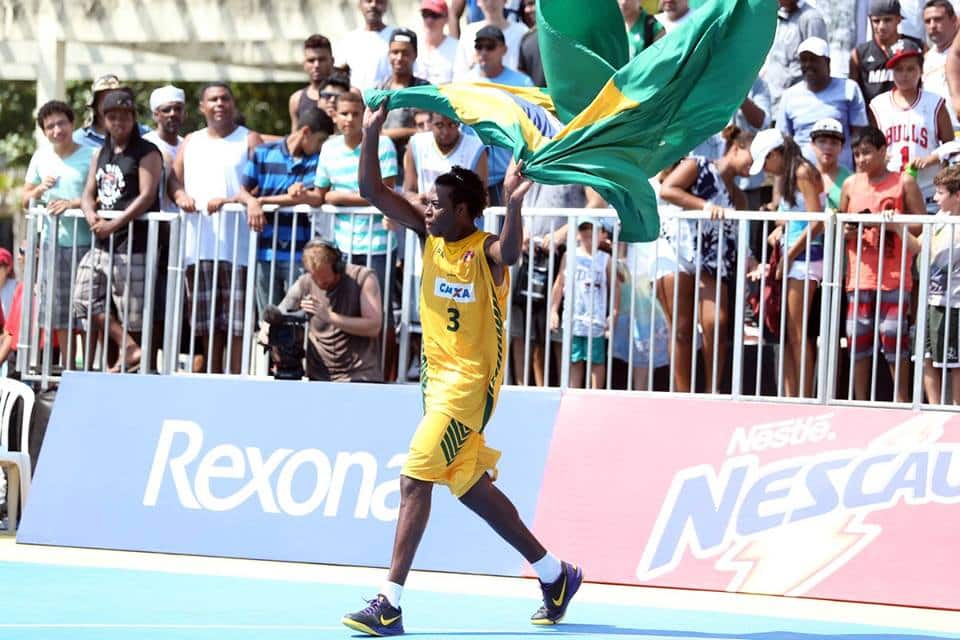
left=342, top=595, right=404, bottom=636
left=530, top=561, right=583, bottom=625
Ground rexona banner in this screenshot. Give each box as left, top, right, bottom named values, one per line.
left=533, top=394, right=960, bottom=610
left=19, top=373, right=560, bottom=577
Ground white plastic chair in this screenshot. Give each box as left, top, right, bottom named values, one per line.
left=0, top=379, right=35, bottom=535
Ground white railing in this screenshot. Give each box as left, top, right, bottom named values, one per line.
left=15, top=205, right=960, bottom=411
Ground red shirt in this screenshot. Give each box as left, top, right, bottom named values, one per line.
left=845, top=171, right=915, bottom=292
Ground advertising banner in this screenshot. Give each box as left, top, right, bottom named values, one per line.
left=19, top=373, right=561, bottom=577
left=533, top=394, right=960, bottom=610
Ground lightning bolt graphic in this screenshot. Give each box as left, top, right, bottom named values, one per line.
left=714, top=412, right=950, bottom=596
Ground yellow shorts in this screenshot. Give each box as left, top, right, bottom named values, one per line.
left=401, top=412, right=501, bottom=497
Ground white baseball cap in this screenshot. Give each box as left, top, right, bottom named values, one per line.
left=811, top=117, right=845, bottom=141
left=149, top=85, right=185, bottom=112
left=749, top=128, right=785, bottom=176
left=797, top=37, right=830, bottom=59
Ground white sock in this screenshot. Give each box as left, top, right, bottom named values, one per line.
left=531, top=552, right=562, bottom=584
left=380, top=581, right=403, bottom=608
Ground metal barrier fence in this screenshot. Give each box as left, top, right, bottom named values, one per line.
left=15, top=205, right=960, bottom=411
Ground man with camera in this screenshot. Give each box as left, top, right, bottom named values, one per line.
left=267, top=240, right=383, bottom=382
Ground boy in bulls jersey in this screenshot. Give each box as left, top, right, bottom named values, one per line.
left=869, top=38, right=954, bottom=212
left=341, top=102, right=583, bottom=636
left=839, top=127, right=924, bottom=402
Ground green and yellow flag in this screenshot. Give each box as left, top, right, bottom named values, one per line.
left=365, top=0, right=776, bottom=242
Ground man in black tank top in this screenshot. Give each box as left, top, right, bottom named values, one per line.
left=75, top=90, right=162, bottom=373
left=288, top=34, right=334, bottom=132
left=851, top=0, right=925, bottom=105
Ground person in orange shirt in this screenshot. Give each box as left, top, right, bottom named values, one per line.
left=838, top=126, right=924, bottom=401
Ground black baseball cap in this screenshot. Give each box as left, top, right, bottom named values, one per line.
left=475, top=25, right=506, bottom=45
left=101, top=90, right=136, bottom=113
left=869, top=0, right=902, bottom=17
left=389, top=28, right=418, bottom=53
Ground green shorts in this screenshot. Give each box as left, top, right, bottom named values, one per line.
left=571, top=335, right=606, bottom=364
left=926, top=305, right=960, bottom=368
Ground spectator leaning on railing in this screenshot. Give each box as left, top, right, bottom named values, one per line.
left=22, top=100, right=95, bottom=356
left=923, top=164, right=960, bottom=404
left=657, top=125, right=754, bottom=394
left=838, top=126, right=924, bottom=403
left=169, top=83, right=264, bottom=375
left=75, top=90, right=162, bottom=373
left=237, top=106, right=334, bottom=315
left=275, top=240, right=383, bottom=382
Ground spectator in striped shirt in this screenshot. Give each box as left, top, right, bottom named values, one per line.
left=238, top=106, right=336, bottom=315
left=314, top=93, right=398, bottom=285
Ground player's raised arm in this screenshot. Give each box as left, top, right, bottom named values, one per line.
left=359, top=103, right=426, bottom=236
left=485, top=160, right=532, bottom=268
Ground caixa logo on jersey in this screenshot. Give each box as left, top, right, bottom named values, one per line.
left=434, top=278, right=476, bottom=302
left=636, top=412, right=960, bottom=595
left=142, top=420, right=404, bottom=521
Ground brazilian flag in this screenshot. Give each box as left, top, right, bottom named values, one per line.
left=365, top=0, right=776, bottom=242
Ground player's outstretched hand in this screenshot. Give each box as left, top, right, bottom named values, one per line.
left=504, top=159, right=533, bottom=203
left=363, top=102, right=389, bottom=132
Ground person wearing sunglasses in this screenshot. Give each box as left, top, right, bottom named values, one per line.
left=417, top=0, right=459, bottom=84
left=455, top=25, right=532, bottom=206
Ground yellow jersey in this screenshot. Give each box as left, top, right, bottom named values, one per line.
left=420, top=230, right=508, bottom=431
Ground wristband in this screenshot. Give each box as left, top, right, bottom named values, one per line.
left=906, top=164, right=919, bottom=178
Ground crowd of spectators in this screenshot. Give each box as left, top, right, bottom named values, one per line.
left=12, top=0, right=960, bottom=404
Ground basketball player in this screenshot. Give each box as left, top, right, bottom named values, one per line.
left=341, top=102, right=582, bottom=636
left=870, top=38, right=955, bottom=212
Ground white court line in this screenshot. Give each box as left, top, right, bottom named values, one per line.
left=0, top=625, right=341, bottom=630
left=2, top=539, right=958, bottom=634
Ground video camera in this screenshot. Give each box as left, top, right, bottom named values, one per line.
left=263, top=305, right=308, bottom=380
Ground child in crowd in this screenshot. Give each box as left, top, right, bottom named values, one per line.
left=809, top=118, right=851, bottom=210
left=550, top=218, right=619, bottom=390
left=923, top=165, right=960, bottom=404
left=869, top=38, right=954, bottom=213
left=838, top=126, right=924, bottom=402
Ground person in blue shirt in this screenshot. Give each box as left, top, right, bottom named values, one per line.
left=237, top=106, right=335, bottom=315
left=456, top=24, right=533, bottom=205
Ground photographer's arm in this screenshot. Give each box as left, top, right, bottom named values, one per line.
left=277, top=277, right=306, bottom=313
left=327, top=274, right=382, bottom=338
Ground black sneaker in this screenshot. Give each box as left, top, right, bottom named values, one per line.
left=342, top=595, right=404, bottom=636
left=530, top=561, right=583, bottom=625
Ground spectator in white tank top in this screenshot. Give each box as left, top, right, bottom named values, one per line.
left=169, top=83, right=264, bottom=374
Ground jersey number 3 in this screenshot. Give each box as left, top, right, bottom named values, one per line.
left=446, top=307, right=460, bottom=332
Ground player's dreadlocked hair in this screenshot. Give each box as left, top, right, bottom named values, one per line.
left=435, top=166, right=488, bottom=219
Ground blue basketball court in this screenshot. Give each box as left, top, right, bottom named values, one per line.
left=1, top=544, right=956, bottom=640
